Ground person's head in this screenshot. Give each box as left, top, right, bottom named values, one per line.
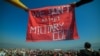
left=84, top=42, right=91, bottom=49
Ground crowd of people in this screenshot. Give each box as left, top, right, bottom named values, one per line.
left=0, top=48, right=99, bottom=56
left=0, top=42, right=100, bottom=56
left=0, top=48, right=77, bottom=56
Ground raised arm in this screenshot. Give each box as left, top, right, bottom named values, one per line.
left=5, top=0, right=28, bottom=11
left=75, top=0, right=93, bottom=7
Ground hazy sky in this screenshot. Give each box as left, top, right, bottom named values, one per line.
left=0, top=0, right=100, bottom=50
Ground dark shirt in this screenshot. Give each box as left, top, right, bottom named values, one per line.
left=78, top=49, right=99, bottom=56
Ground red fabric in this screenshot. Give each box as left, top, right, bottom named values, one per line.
left=26, top=4, right=79, bottom=42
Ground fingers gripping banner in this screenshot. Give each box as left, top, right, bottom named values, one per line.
left=26, top=4, right=79, bottom=42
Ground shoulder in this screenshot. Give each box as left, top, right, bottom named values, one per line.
left=80, top=49, right=87, bottom=52
left=92, top=51, right=99, bottom=56
left=79, top=49, right=93, bottom=54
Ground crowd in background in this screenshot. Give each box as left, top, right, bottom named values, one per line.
left=0, top=48, right=100, bottom=56
left=0, top=42, right=100, bottom=56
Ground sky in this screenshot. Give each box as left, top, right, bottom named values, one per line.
left=0, top=0, right=100, bottom=50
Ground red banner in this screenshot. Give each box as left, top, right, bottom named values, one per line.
left=26, top=4, right=79, bottom=42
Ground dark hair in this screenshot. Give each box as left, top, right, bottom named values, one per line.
left=84, top=42, right=91, bottom=49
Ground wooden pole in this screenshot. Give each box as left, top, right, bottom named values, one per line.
left=6, top=0, right=28, bottom=11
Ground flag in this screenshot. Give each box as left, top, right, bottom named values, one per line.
left=26, top=4, right=79, bottom=42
